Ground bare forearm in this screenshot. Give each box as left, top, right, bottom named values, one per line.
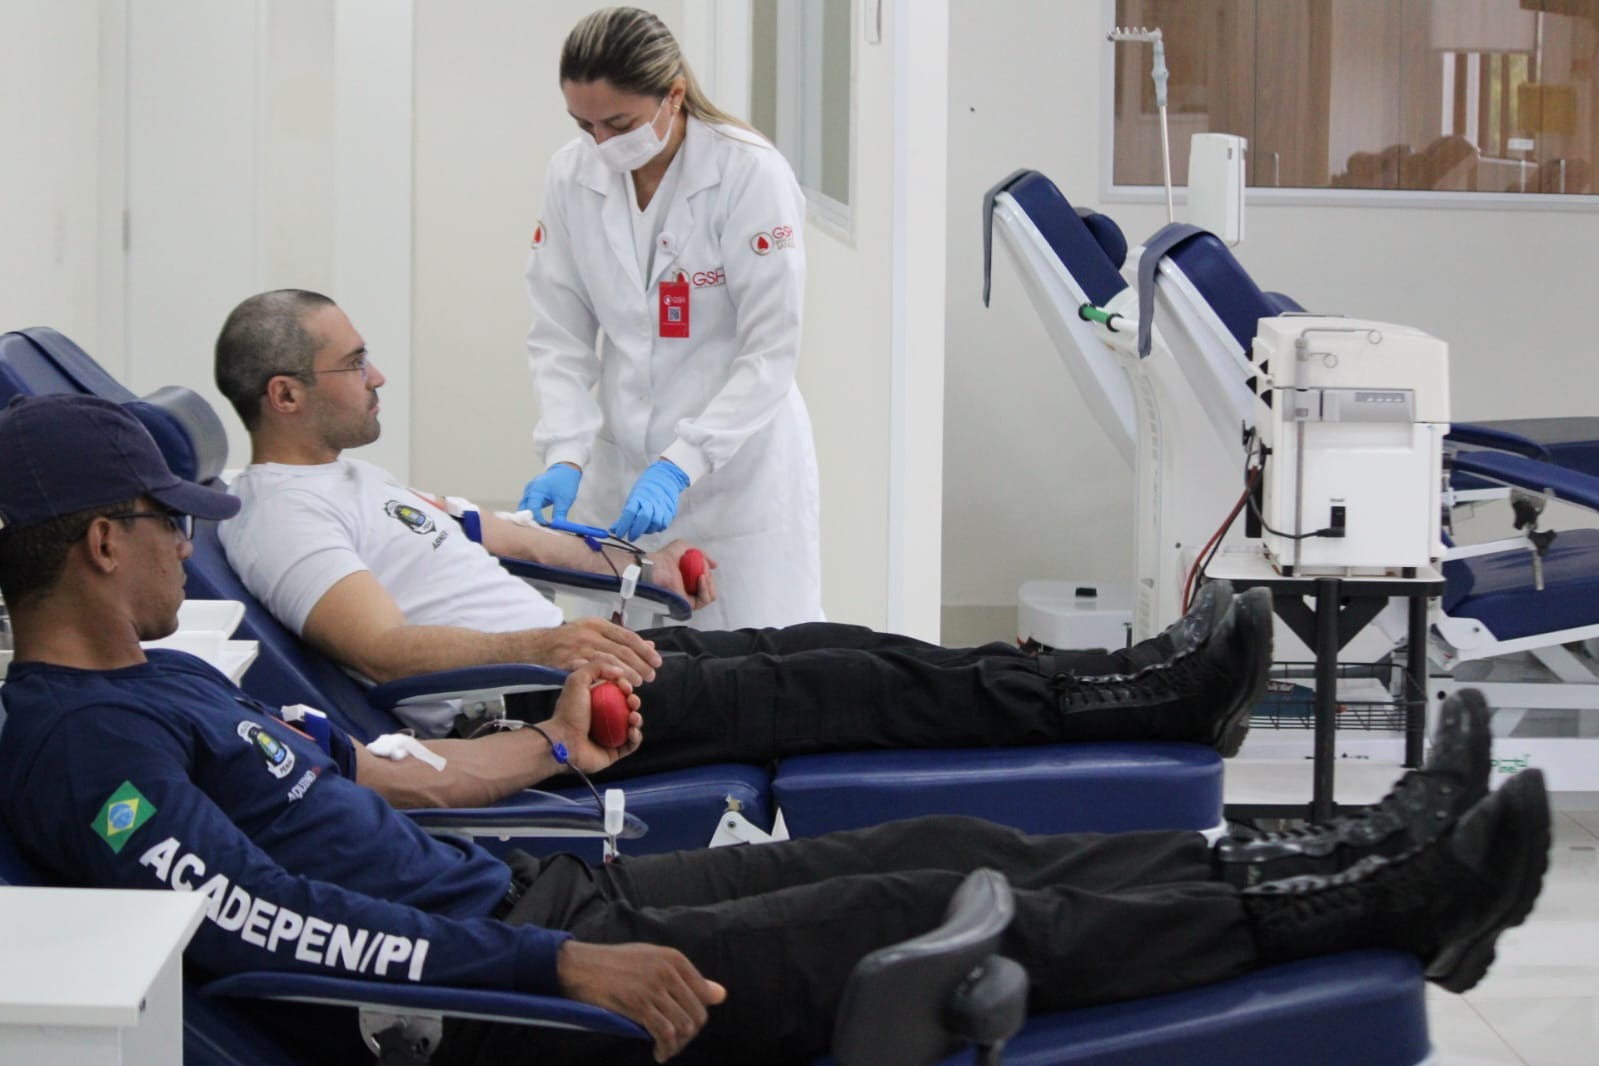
left=478, top=509, right=621, bottom=572
left=348, top=624, right=551, bottom=684
left=303, top=571, right=662, bottom=687
left=366, top=724, right=574, bottom=809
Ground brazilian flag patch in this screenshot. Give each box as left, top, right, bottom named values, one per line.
left=92, top=781, right=156, bottom=854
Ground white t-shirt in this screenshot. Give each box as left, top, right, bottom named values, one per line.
left=221, top=457, right=564, bottom=641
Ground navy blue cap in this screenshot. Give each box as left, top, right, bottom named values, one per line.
left=0, top=394, right=241, bottom=532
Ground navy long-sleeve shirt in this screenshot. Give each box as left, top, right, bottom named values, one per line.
left=0, top=651, right=569, bottom=992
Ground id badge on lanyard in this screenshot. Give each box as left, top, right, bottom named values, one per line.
left=659, top=277, right=690, bottom=339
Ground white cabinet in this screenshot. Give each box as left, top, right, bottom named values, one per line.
left=0, top=887, right=206, bottom=1066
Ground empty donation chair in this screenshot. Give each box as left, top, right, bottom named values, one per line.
left=1068, top=203, right=1599, bottom=750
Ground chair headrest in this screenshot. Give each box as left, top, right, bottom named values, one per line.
left=1261, top=291, right=1305, bottom=315
left=0, top=328, right=138, bottom=406
left=1077, top=208, right=1129, bottom=270
left=126, top=387, right=230, bottom=485
left=998, top=172, right=1128, bottom=307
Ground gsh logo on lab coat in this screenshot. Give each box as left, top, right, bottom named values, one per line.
left=749, top=225, right=795, bottom=255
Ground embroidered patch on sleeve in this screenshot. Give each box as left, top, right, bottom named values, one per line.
left=92, top=781, right=157, bottom=854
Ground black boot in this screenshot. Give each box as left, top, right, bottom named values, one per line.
left=1215, top=689, right=1493, bottom=886
left=1211, top=588, right=1272, bottom=757
left=1041, top=580, right=1234, bottom=676
left=1047, top=587, right=1271, bottom=756
left=1241, top=768, right=1550, bottom=994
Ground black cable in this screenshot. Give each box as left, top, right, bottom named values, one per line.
left=1243, top=430, right=1343, bottom=541
left=470, top=717, right=607, bottom=818
left=525, top=721, right=608, bottom=815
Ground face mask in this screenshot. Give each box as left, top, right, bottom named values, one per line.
left=593, top=94, right=672, bottom=174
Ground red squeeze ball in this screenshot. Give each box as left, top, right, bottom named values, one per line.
left=679, top=548, right=707, bottom=596
left=589, top=682, right=630, bottom=749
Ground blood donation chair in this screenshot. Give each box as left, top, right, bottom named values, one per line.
left=0, top=327, right=1236, bottom=850
left=0, top=724, right=1430, bottom=1066
left=0, top=341, right=1434, bottom=1060
left=982, top=171, right=1599, bottom=782
left=1107, top=207, right=1599, bottom=738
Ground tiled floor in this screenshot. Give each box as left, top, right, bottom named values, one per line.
left=1427, top=805, right=1599, bottom=1065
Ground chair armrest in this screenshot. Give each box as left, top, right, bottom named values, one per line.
left=368, top=665, right=568, bottom=710
left=200, top=971, right=648, bottom=1040
left=1447, top=422, right=1553, bottom=462
left=405, top=788, right=648, bottom=842
left=497, top=556, right=693, bottom=622
left=1452, top=450, right=1599, bottom=512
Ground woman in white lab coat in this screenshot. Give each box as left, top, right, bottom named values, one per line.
left=520, top=6, right=822, bottom=630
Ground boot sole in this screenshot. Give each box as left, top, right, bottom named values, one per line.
left=1441, top=688, right=1494, bottom=811
left=1213, top=589, right=1274, bottom=758
left=1427, top=769, right=1551, bottom=994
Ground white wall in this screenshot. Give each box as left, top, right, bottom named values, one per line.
left=883, top=0, right=948, bottom=637
left=0, top=1, right=105, bottom=360
left=123, top=0, right=262, bottom=436
left=943, top=1, right=1599, bottom=640
left=944, top=3, right=1134, bottom=627
left=798, top=15, right=895, bottom=628
left=410, top=0, right=668, bottom=500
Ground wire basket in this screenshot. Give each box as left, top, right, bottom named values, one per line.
left=1249, top=661, right=1423, bottom=733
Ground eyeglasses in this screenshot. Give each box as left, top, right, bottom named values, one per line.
left=119, top=511, right=195, bottom=540
left=309, top=354, right=372, bottom=382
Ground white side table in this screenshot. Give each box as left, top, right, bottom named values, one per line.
left=0, top=887, right=206, bottom=1065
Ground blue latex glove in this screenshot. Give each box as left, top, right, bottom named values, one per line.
left=611, top=459, right=690, bottom=541
left=518, top=463, right=582, bottom=525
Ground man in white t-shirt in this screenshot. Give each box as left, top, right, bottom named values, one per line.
left=215, top=290, right=1273, bottom=778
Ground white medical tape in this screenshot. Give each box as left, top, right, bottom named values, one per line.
left=367, top=733, right=448, bottom=771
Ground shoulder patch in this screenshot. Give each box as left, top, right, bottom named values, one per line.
left=749, top=225, right=797, bottom=255
left=92, top=781, right=157, bottom=854
left=237, top=721, right=298, bottom=780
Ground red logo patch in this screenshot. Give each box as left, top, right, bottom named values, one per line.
left=750, top=226, right=797, bottom=255
left=530, top=222, right=546, bottom=250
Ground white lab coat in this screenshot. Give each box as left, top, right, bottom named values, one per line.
left=525, top=117, right=823, bottom=630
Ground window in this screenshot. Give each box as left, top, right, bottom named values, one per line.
left=1111, top=0, right=1598, bottom=198
left=750, top=0, right=854, bottom=228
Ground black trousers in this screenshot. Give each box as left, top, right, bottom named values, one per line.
left=437, top=816, right=1254, bottom=1065
left=510, top=622, right=1189, bottom=780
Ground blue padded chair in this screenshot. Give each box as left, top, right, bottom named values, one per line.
left=1084, top=205, right=1599, bottom=670
left=1440, top=451, right=1599, bottom=648
left=1457, top=416, right=1599, bottom=479
left=986, top=173, right=1599, bottom=785
left=0, top=740, right=1431, bottom=1066
left=0, top=332, right=1434, bottom=1063
left=0, top=326, right=1235, bottom=844
left=0, top=328, right=771, bottom=857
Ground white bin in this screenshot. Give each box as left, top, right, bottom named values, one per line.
left=1017, top=580, right=1134, bottom=652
